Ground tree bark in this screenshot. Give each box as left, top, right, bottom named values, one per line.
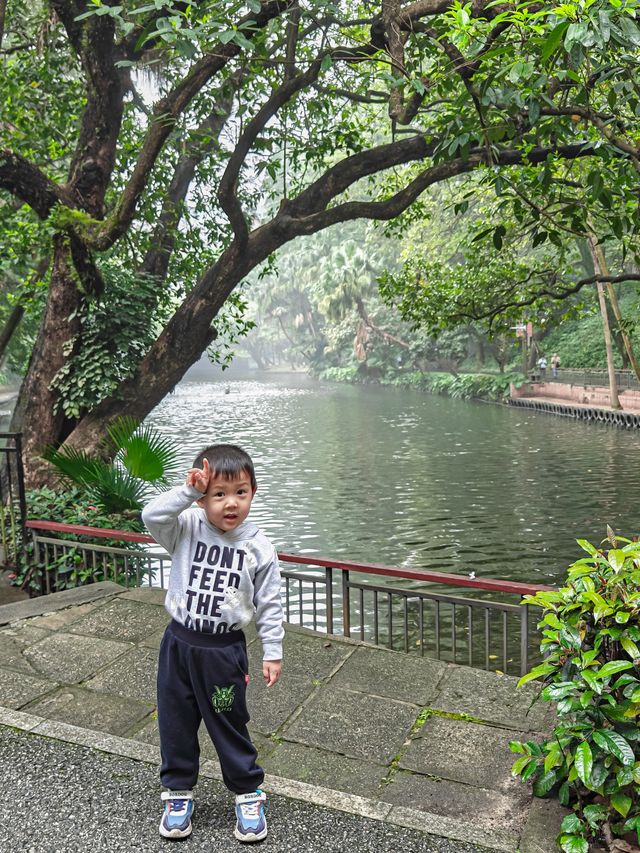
left=589, top=237, right=621, bottom=410
left=591, top=239, right=640, bottom=382
left=10, top=237, right=84, bottom=483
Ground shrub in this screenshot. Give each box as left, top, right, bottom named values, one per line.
left=511, top=533, right=640, bottom=852
left=16, top=486, right=147, bottom=594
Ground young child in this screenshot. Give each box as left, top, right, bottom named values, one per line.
left=141, top=443, right=284, bottom=843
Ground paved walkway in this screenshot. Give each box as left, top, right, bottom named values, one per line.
left=0, top=583, right=565, bottom=852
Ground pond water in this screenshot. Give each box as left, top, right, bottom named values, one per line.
left=146, top=372, right=640, bottom=588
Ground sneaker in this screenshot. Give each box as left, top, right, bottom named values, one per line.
left=159, top=790, right=194, bottom=839
left=234, top=790, right=267, bottom=842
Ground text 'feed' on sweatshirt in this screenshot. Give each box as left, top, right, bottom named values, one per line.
left=142, top=484, right=284, bottom=661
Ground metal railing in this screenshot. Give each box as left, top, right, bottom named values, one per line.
left=549, top=368, right=640, bottom=391
left=0, top=433, right=27, bottom=569
left=25, top=520, right=554, bottom=676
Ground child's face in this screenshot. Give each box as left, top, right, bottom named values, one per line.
left=196, top=469, right=256, bottom=532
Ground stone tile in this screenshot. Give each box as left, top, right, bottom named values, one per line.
left=0, top=707, right=44, bottom=730
left=67, top=598, right=170, bottom=643
left=249, top=730, right=279, bottom=762
left=0, top=624, right=51, bottom=673
left=519, top=797, right=571, bottom=853
left=262, top=740, right=386, bottom=798
left=26, top=602, right=99, bottom=631
left=0, top=582, right=122, bottom=626
left=83, top=646, right=158, bottom=704
left=330, top=645, right=446, bottom=704
left=0, top=665, right=57, bottom=708
left=431, top=664, right=554, bottom=732
left=26, top=685, right=154, bottom=737
left=23, top=632, right=130, bottom=683
left=399, top=715, right=527, bottom=792
left=138, top=627, right=167, bottom=650
left=247, top=672, right=316, bottom=736
left=119, top=587, right=167, bottom=606
left=276, top=631, right=354, bottom=681
left=381, top=769, right=531, bottom=833
left=285, top=685, right=418, bottom=764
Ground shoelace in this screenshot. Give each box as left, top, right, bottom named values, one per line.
left=168, top=799, right=189, bottom=814
left=238, top=799, right=262, bottom=819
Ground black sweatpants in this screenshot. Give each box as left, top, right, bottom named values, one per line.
left=157, top=619, right=263, bottom=794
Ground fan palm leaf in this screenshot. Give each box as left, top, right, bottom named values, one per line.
left=107, top=417, right=180, bottom=484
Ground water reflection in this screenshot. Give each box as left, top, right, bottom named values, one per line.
left=146, top=373, right=640, bottom=586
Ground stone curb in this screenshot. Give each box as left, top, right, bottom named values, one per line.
left=0, top=581, right=123, bottom=626
left=0, top=705, right=518, bottom=852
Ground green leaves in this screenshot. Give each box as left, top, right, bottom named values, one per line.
left=541, top=21, right=570, bottom=62
left=558, top=834, right=588, bottom=853
left=574, top=742, right=592, bottom=786
left=595, top=660, right=634, bottom=681
left=513, top=533, right=640, bottom=849
left=44, top=417, right=179, bottom=513
left=592, top=729, right=634, bottom=766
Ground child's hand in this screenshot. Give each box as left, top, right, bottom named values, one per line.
left=186, top=458, right=210, bottom=494
left=263, top=660, right=282, bottom=688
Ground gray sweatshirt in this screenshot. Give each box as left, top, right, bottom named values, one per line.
left=142, top=484, right=284, bottom=660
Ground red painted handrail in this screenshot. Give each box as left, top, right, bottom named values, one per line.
left=25, top=518, right=555, bottom=596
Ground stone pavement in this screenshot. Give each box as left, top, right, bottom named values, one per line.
left=0, top=583, right=566, bottom=852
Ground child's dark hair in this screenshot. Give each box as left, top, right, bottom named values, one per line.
left=193, top=444, right=257, bottom=491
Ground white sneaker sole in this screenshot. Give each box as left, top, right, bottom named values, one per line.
left=159, top=819, right=193, bottom=839
left=234, top=825, right=268, bottom=842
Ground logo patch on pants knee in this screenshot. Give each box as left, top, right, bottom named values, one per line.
left=211, top=685, right=235, bottom=712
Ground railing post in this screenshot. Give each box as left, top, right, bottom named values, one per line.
left=342, top=569, right=350, bottom=638
left=325, top=567, right=333, bottom=634
left=520, top=603, right=530, bottom=677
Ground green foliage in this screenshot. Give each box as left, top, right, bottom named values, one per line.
left=16, top=486, right=146, bottom=593
left=5, top=0, right=640, bottom=451
left=316, top=365, right=359, bottom=383
left=390, top=371, right=520, bottom=400
left=43, top=418, right=179, bottom=513
left=543, top=289, right=640, bottom=369
left=48, top=259, right=169, bottom=419
left=318, top=366, right=520, bottom=401
left=512, top=534, right=640, bottom=849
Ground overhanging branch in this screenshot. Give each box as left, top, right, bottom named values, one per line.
left=91, top=0, right=293, bottom=251
left=218, top=54, right=325, bottom=245
left=0, top=149, right=72, bottom=217
left=283, top=141, right=594, bottom=233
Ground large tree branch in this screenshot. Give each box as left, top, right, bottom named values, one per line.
left=218, top=55, right=325, bottom=245
left=283, top=134, right=438, bottom=218
left=90, top=0, right=293, bottom=250
left=0, top=149, right=73, bottom=216
left=141, top=72, right=243, bottom=280
left=541, top=106, right=640, bottom=171
left=0, top=0, right=7, bottom=49
left=400, top=0, right=510, bottom=25
left=284, top=137, right=594, bottom=231
left=50, top=0, right=126, bottom=216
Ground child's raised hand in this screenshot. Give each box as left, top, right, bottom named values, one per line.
left=186, top=457, right=210, bottom=493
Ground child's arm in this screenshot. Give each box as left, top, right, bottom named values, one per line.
left=253, top=549, right=284, bottom=687
left=141, top=484, right=202, bottom=553
left=141, top=460, right=210, bottom=553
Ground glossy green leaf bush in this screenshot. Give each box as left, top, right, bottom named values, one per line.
left=512, top=534, right=640, bottom=852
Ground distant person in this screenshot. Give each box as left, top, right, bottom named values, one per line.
left=538, top=355, right=547, bottom=379
left=142, top=444, right=284, bottom=844
left=551, top=352, right=560, bottom=378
